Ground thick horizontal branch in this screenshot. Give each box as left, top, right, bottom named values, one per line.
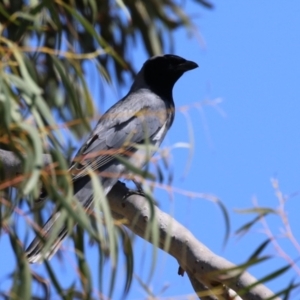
left=0, top=149, right=280, bottom=300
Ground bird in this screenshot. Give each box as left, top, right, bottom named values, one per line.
left=25, top=54, right=198, bottom=263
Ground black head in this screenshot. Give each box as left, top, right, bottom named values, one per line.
left=142, top=54, right=198, bottom=98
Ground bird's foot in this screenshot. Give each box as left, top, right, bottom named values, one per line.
left=122, top=188, right=146, bottom=201
left=122, top=180, right=146, bottom=200
left=132, top=179, right=145, bottom=194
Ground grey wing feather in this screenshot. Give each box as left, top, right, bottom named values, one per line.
left=72, top=98, right=168, bottom=179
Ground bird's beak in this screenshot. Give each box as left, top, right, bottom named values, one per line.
left=177, top=60, right=198, bottom=71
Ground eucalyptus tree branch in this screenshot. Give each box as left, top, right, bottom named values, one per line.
left=108, top=183, right=280, bottom=300
left=0, top=149, right=280, bottom=300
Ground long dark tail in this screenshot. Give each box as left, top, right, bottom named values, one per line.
left=26, top=176, right=94, bottom=263
left=26, top=163, right=121, bottom=263
left=26, top=211, right=69, bottom=263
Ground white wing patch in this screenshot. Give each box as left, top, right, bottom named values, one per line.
left=153, top=120, right=168, bottom=145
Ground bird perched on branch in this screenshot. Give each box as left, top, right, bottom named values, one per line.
left=26, top=54, right=198, bottom=263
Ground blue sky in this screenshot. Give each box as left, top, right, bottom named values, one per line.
left=1, top=1, right=300, bottom=299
